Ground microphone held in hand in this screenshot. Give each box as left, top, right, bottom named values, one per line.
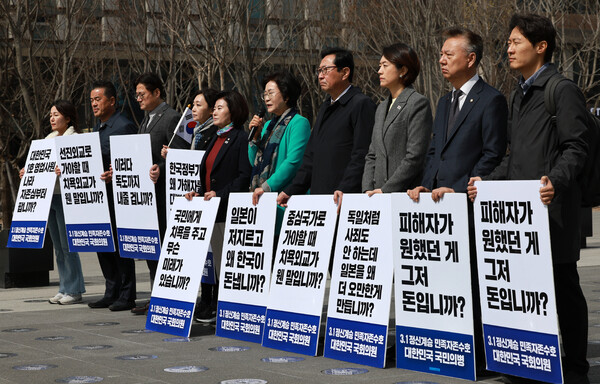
left=248, top=106, right=267, bottom=141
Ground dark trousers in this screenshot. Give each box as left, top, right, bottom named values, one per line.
left=554, top=262, right=589, bottom=376
left=199, top=283, right=218, bottom=309
left=99, top=190, right=136, bottom=303
left=468, top=218, right=486, bottom=373
left=97, top=251, right=136, bottom=303
left=147, top=259, right=158, bottom=288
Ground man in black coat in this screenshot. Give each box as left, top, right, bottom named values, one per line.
left=469, top=14, right=590, bottom=384
left=277, top=48, right=375, bottom=207
left=88, top=80, right=138, bottom=311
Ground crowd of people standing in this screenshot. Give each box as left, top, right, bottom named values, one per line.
left=18, top=13, right=591, bottom=384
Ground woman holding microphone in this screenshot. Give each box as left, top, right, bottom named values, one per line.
left=248, top=71, right=311, bottom=234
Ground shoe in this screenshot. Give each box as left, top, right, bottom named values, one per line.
left=195, top=306, right=216, bottom=323
left=563, top=371, right=590, bottom=384
left=109, top=301, right=136, bottom=311
left=49, top=293, right=64, bottom=304
left=88, top=298, right=114, bottom=309
left=59, top=294, right=82, bottom=305
left=476, top=367, right=500, bottom=379
left=130, top=301, right=149, bottom=316
left=193, top=302, right=206, bottom=319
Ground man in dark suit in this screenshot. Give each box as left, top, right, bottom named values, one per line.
left=131, top=73, right=188, bottom=314
left=277, top=47, right=375, bottom=207
left=88, top=80, right=138, bottom=311
left=407, top=27, right=508, bottom=378
left=468, top=14, right=589, bottom=384
left=409, top=28, right=507, bottom=201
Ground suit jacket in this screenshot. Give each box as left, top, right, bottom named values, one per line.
left=94, top=112, right=137, bottom=172
left=284, top=86, right=376, bottom=195
left=486, top=64, right=589, bottom=263
left=362, top=87, right=433, bottom=192
left=421, top=78, right=507, bottom=193
left=93, top=112, right=137, bottom=208
left=200, top=128, right=252, bottom=222
left=138, top=102, right=188, bottom=235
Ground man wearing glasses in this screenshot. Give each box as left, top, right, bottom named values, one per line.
left=130, top=72, right=188, bottom=315
left=277, top=48, right=376, bottom=209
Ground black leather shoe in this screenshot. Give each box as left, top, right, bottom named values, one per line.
left=476, top=367, right=500, bottom=379
left=88, top=298, right=114, bottom=309
left=563, top=371, right=590, bottom=384
left=109, top=301, right=136, bottom=311
left=130, top=301, right=149, bottom=315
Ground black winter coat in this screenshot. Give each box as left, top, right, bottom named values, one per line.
left=486, top=64, right=589, bottom=263
left=284, top=86, right=376, bottom=195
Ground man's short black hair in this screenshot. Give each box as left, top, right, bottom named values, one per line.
left=320, top=47, right=354, bottom=83
left=91, top=80, right=117, bottom=101
left=509, top=13, right=556, bottom=63
left=135, top=72, right=165, bottom=99
left=442, top=27, right=484, bottom=66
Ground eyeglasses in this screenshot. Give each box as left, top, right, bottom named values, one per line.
left=261, top=90, right=280, bottom=100
left=316, top=65, right=338, bottom=76
left=135, top=93, right=147, bottom=100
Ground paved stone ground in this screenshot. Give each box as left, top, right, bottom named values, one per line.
left=1, top=214, right=600, bottom=384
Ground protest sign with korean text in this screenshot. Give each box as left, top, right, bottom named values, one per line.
left=216, top=192, right=277, bottom=343
left=474, top=180, right=560, bottom=383
left=165, top=148, right=204, bottom=219
left=324, top=193, right=394, bottom=368
left=392, top=193, right=475, bottom=381
left=262, top=195, right=337, bottom=356
left=110, top=134, right=160, bottom=260
left=7, top=139, right=57, bottom=248
left=146, top=196, right=220, bottom=337
left=56, top=132, right=114, bottom=252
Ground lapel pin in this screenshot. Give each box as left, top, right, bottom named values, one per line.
left=397, top=105, right=402, bottom=110
left=470, top=99, right=473, bottom=103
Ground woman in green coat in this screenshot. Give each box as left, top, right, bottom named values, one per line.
left=248, top=71, right=311, bottom=232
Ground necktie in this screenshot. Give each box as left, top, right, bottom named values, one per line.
left=139, top=116, right=148, bottom=134
left=447, top=89, right=462, bottom=139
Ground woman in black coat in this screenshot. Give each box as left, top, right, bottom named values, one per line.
left=185, top=90, right=251, bottom=321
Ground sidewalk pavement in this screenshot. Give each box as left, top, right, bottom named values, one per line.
left=1, top=213, right=600, bottom=384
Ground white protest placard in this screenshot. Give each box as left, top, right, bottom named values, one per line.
left=474, top=180, right=560, bottom=383
left=324, top=193, right=394, bottom=368
left=110, top=134, right=160, bottom=260
left=55, top=132, right=114, bottom=252
left=262, top=194, right=337, bottom=356
left=146, top=196, right=220, bottom=337
left=7, top=139, right=57, bottom=248
left=165, top=148, right=204, bottom=219
left=392, top=193, right=475, bottom=381
left=216, top=192, right=277, bottom=343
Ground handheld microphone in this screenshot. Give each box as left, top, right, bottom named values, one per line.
left=248, top=106, right=267, bottom=141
